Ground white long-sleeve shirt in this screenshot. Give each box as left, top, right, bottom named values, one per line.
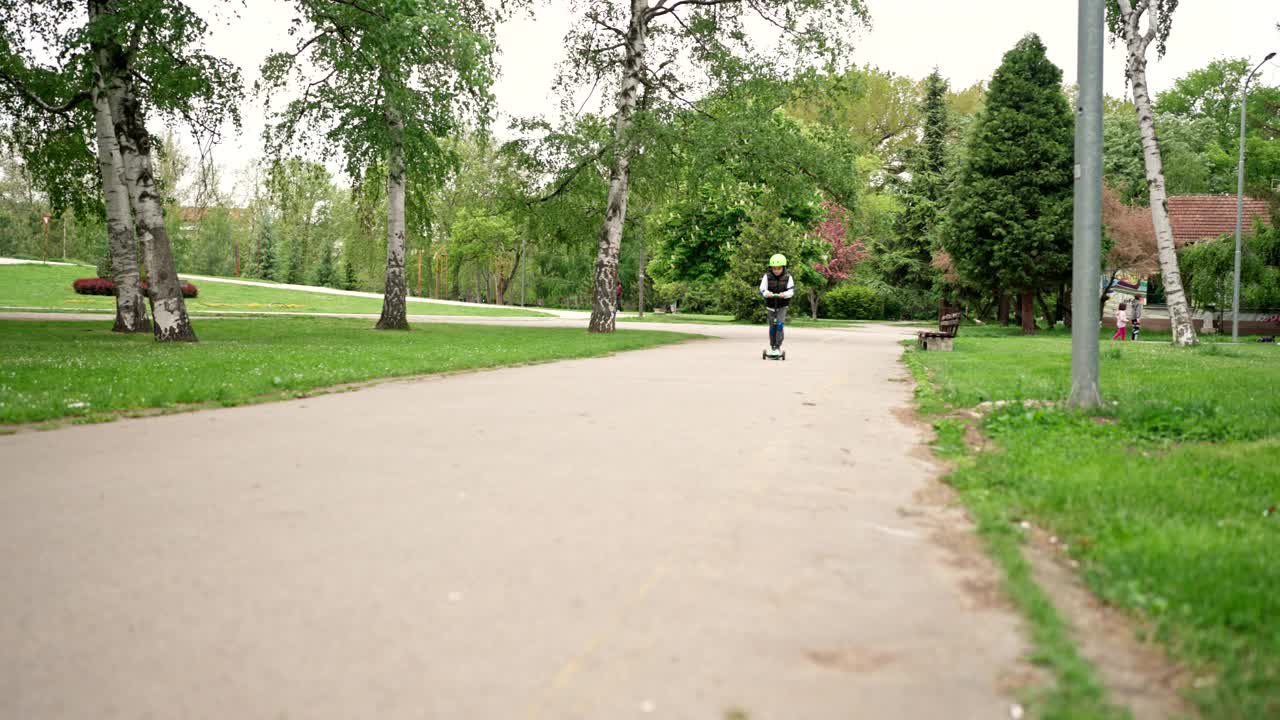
left=759, top=272, right=795, bottom=299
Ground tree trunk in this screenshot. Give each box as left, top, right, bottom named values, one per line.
left=998, top=294, right=1011, bottom=325
left=808, top=288, right=818, bottom=320
left=588, top=0, right=649, bottom=333
left=497, top=244, right=524, bottom=308
left=376, top=103, right=409, bottom=330
left=99, top=19, right=195, bottom=342
left=1116, top=0, right=1196, bottom=346
left=637, top=239, right=646, bottom=318
left=1020, top=290, right=1037, bottom=335
left=90, top=56, right=148, bottom=334
left=1099, top=268, right=1119, bottom=318
left=1037, top=291, right=1055, bottom=330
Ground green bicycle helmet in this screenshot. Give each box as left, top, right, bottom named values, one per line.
left=769, top=253, right=787, bottom=267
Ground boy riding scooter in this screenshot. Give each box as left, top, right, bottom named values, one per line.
left=760, top=254, right=794, bottom=360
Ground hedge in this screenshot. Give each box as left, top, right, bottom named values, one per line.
left=824, top=284, right=884, bottom=320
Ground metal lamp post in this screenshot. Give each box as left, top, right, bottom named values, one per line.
left=1069, top=0, right=1104, bottom=407
left=1231, top=51, right=1276, bottom=342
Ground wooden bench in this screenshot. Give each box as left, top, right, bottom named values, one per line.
left=917, top=310, right=962, bottom=351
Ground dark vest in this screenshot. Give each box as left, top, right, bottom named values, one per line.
left=765, top=270, right=792, bottom=308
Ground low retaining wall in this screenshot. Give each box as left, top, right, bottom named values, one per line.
left=1137, top=317, right=1280, bottom=336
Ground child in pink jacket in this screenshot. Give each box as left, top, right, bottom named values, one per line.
left=1111, top=302, right=1128, bottom=341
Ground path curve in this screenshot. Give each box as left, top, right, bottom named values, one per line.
left=0, top=322, right=1030, bottom=718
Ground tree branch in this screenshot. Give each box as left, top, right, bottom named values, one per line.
left=591, top=41, right=627, bottom=56
left=292, top=28, right=335, bottom=59
left=573, top=69, right=606, bottom=116
left=640, top=60, right=715, bottom=120
left=0, top=68, right=89, bottom=114
left=746, top=0, right=797, bottom=39
left=530, top=145, right=610, bottom=204
left=331, top=0, right=387, bottom=21
left=586, top=12, right=628, bottom=39
left=646, top=0, right=739, bottom=21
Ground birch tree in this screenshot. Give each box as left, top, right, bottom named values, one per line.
left=559, top=0, right=869, bottom=333
left=0, top=0, right=240, bottom=341
left=0, top=2, right=148, bottom=332
left=1107, top=0, right=1198, bottom=345
left=90, top=52, right=150, bottom=333
left=260, top=0, right=502, bottom=330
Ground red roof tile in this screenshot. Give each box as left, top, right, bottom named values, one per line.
left=1167, top=194, right=1272, bottom=247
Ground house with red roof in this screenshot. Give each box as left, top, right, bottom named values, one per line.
left=1167, top=194, right=1272, bottom=247
left=1134, top=195, right=1277, bottom=335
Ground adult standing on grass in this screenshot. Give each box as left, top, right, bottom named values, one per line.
left=1112, top=302, right=1129, bottom=341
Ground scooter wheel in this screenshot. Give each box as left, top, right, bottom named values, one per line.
left=781, top=351, right=786, bottom=361
left=762, top=350, right=767, bottom=360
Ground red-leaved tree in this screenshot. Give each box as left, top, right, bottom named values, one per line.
left=809, top=202, right=868, bottom=318
left=1101, top=186, right=1159, bottom=315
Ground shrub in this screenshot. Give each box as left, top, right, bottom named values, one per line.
left=71, top=278, right=115, bottom=296
left=72, top=278, right=199, bottom=298
left=720, top=276, right=768, bottom=322
left=824, top=284, right=884, bottom=319
left=652, top=278, right=726, bottom=315
left=888, top=287, right=941, bottom=320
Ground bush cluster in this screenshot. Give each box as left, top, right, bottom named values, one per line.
left=72, top=278, right=199, bottom=298
left=824, top=284, right=884, bottom=319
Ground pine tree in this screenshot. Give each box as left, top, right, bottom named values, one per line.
left=257, top=223, right=277, bottom=281
left=315, top=242, right=336, bottom=288
left=341, top=252, right=359, bottom=291
left=284, top=240, right=305, bottom=285
left=882, top=70, right=950, bottom=292
left=942, top=35, right=1074, bottom=334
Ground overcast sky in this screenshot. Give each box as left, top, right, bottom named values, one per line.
left=191, top=0, right=1280, bottom=200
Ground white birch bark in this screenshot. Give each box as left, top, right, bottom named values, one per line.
left=376, top=103, right=409, bottom=330
left=106, top=65, right=196, bottom=341
left=588, top=0, right=649, bottom=333
left=91, top=62, right=149, bottom=333
left=1115, top=0, right=1197, bottom=346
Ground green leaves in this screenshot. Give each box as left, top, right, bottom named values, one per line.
left=0, top=1, right=242, bottom=215
left=943, top=34, right=1074, bottom=295
left=261, top=0, right=499, bottom=184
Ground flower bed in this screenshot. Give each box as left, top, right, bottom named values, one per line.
left=72, top=278, right=198, bottom=298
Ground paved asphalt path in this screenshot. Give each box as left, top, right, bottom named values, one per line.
left=0, top=319, right=1029, bottom=719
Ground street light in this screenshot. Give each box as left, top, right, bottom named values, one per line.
left=1069, top=0, right=1104, bottom=407
left=1231, top=51, right=1276, bottom=342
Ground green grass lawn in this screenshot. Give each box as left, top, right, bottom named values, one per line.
left=621, top=311, right=863, bottom=327
left=906, top=332, right=1280, bottom=719
left=0, top=263, right=549, bottom=317
left=0, top=317, right=694, bottom=426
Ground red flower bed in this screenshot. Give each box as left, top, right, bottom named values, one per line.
left=72, top=278, right=199, bottom=298
left=71, top=278, right=115, bottom=296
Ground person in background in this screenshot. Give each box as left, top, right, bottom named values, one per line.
left=1129, top=296, right=1142, bottom=341
left=1112, top=301, right=1128, bottom=341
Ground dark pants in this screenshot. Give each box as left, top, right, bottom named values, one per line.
left=767, top=305, right=788, bottom=349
